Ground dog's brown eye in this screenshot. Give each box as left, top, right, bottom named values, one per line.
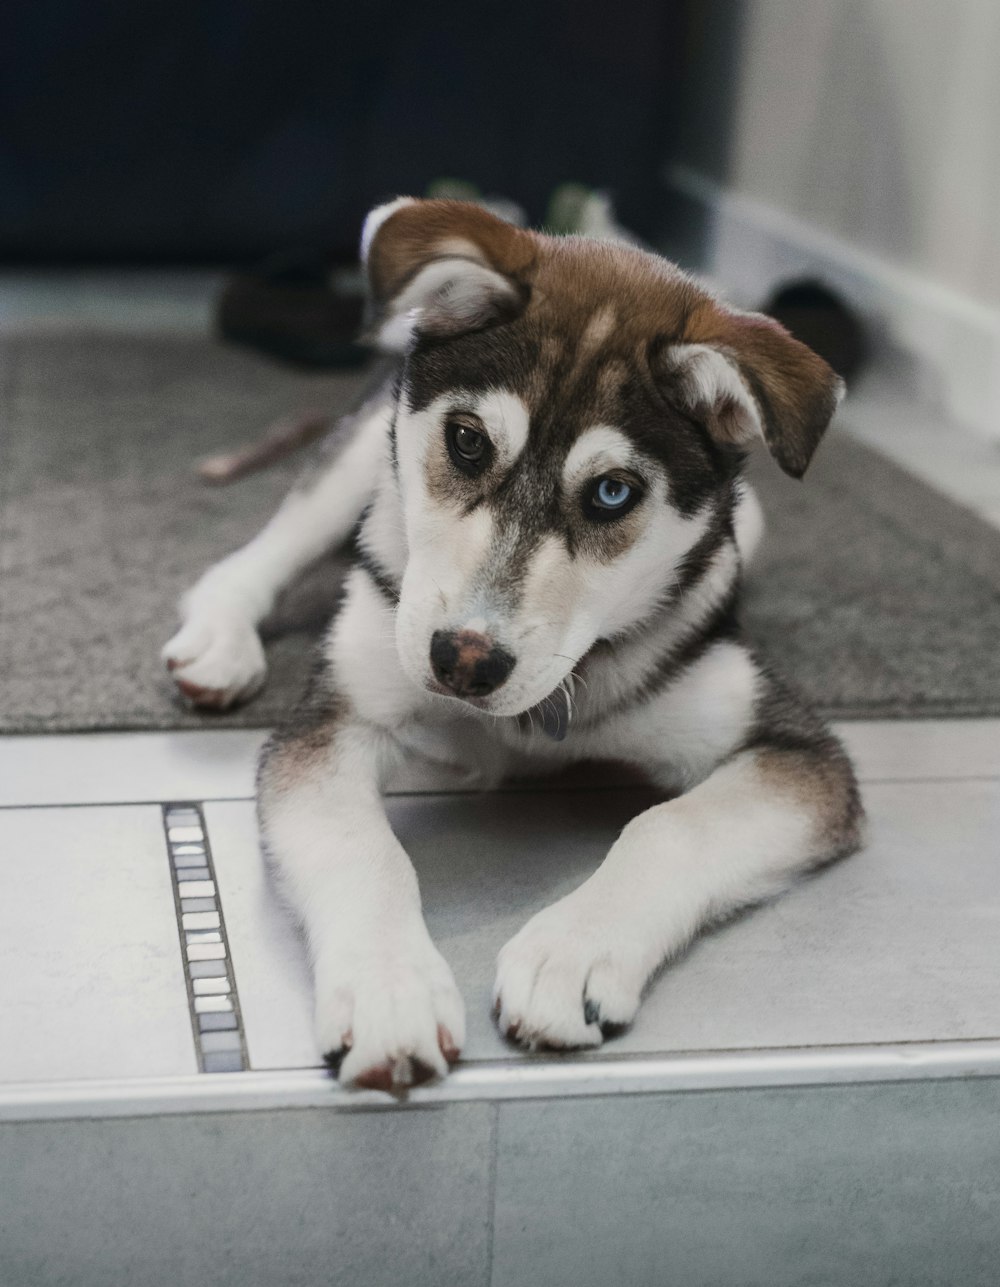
left=454, top=426, right=485, bottom=460
left=445, top=417, right=491, bottom=475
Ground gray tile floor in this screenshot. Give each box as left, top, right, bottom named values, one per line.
left=3, top=721, right=999, bottom=1287
left=4, top=720, right=998, bottom=1087
left=3, top=272, right=999, bottom=1286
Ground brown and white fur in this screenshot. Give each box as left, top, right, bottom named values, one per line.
left=164, top=199, right=863, bottom=1091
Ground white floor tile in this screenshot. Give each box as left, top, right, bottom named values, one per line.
left=835, top=719, right=1000, bottom=781
left=200, top=772, right=1000, bottom=1070
left=615, top=776, right=1000, bottom=1054
left=1, top=719, right=995, bottom=811
left=205, top=801, right=317, bottom=1072
left=0, top=730, right=265, bottom=808
left=0, top=806, right=197, bottom=1083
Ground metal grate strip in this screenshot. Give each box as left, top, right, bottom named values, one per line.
left=161, top=803, right=249, bottom=1073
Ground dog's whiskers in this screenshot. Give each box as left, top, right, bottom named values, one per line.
left=552, top=654, right=589, bottom=695
left=429, top=577, right=448, bottom=613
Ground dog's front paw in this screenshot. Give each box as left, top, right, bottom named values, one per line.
left=161, top=614, right=267, bottom=709
left=494, top=897, right=649, bottom=1051
left=315, top=936, right=465, bottom=1091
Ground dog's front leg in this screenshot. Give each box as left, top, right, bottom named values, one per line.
left=163, top=400, right=387, bottom=708
left=494, top=742, right=862, bottom=1049
left=258, top=696, right=464, bottom=1089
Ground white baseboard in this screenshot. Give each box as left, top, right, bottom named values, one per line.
left=669, top=166, right=1000, bottom=442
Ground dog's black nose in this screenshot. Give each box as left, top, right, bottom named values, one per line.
left=429, top=629, right=515, bottom=698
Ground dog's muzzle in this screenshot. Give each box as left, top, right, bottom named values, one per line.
left=429, top=629, right=516, bottom=699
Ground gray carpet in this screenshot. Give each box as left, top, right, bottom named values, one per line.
left=3, top=330, right=1000, bottom=733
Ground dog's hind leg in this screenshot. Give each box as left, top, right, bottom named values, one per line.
left=163, top=398, right=390, bottom=708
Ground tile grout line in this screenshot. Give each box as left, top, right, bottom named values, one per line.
left=485, top=1101, right=501, bottom=1287
left=5, top=767, right=1000, bottom=813
left=160, top=803, right=250, bottom=1074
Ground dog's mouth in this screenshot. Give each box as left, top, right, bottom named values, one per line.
left=425, top=678, right=573, bottom=740
left=424, top=679, right=493, bottom=709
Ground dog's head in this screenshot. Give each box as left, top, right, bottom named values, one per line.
left=363, top=198, right=842, bottom=719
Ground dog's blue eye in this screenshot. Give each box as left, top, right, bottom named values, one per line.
left=595, top=478, right=631, bottom=508
left=584, top=475, right=641, bottom=523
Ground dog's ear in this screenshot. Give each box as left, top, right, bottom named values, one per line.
left=652, top=306, right=844, bottom=478
left=360, top=198, right=535, bottom=351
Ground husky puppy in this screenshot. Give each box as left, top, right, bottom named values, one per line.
left=164, top=199, right=863, bottom=1090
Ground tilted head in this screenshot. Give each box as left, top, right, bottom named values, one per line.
left=362, top=198, right=843, bottom=720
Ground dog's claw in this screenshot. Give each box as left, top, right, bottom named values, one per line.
left=315, top=942, right=465, bottom=1092
left=354, top=1063, right=395, bottom=1093
left=176, top=677, right=218, bottom=703
left=323, top=1048, right=346, bottom=1075
left=322, top=1029, right=354, bottom=1076
left=438, top=1024, right=461, bottom=1065
left=347, top=1053, right=440, bottom=1093
left=409, top=1057, right=439, bottom=1087
left=494, top=899, right=645, bottom=1050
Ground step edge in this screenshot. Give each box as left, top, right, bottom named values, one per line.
left=4, top=1039, right=1000, bottom=1122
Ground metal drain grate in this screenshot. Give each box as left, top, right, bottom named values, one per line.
left=161, top=804, right=249, bottom=1073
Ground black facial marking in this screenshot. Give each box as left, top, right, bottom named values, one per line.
left=405, top=326, right=545, bottom=415
left=617, top=381, right=734, bottom=518
left=670, top=480, right=740, bottom=601
left=403, top=314, right=744, bottom=608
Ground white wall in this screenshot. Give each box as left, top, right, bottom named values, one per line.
left=723, top=0, right=1000, bottom=306
left=671, top=0, right=1000, bottom=437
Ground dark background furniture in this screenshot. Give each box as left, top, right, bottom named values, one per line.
left=0, top=1, right=690, bottom=263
